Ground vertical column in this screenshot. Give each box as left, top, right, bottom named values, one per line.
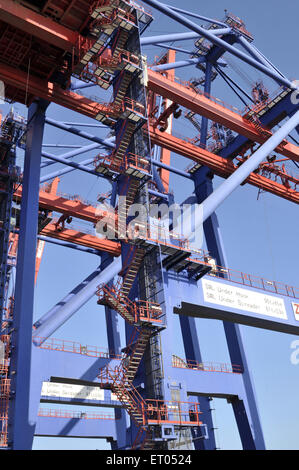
left=200, top=61, right=213, bottom=147
left=159, top=49, right=176, bottom=192
left=193, top=169, right=266, bottom=450
left=178, top=60, right=216, bottom=449
left=179, top=315, right=217, bottom=450
left=8, top=99, right=48, bottom=449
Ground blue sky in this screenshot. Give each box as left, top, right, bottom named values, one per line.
left=1, top=0, right=298, bottom=450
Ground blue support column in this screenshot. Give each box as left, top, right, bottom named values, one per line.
left=200, top=61, right=213, bottom=147
left=7, top=99, right=48, bottom=449
left=179, top=314, right=217, bottom=450
left=193, top=169, right=265, bottom=449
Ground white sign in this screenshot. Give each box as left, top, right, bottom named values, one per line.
left=202, top=279, right=287, bottom=320
left=292, top=302, right=299, bottom=321
left=41, top=382, right=105, bottom=401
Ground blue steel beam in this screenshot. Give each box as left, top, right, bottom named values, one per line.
left=40, top=143, right=102, bottom=169
left=164, top=4, right=229, bottom=28
left=40, top=157, right=95, bottom=183
left=45, top=118, right=115, bottom=149
left=32, top=347, right=120, bottom=385
left=41, top=151, right=101, bottom=177
left=155, top=43, right=202, bottom=56
left=152, top=159, right=192, bottom=179
left=62, top=122, right=107, bottom=128
left=237, top=36, right=287, bottom=78
left=37, top=234, right=101, bottom=255
left=32, top=256, right=122, bottom=345
left=219, top=91, right=298, bottom=160
left=8, top=99, right=48, bottom=450
left=140, top=29, right=231, bottom=46
left=174, top=275, right=299, bottom=335
left=141, top=0, right=298, bottom=90
left=182, top=110, right=299, bottom=238
left=35, top=415, right=118, bottom=440
left=151, top=57, right=206, bottom=72
left=201, top=110, right=299, bottom=222
left=249, top=43, right=288, bottom=79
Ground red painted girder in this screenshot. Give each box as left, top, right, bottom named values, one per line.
left=148, top=127, right=299, bottom=204
left=0, top=0, right=79, bottom=52
left=147, top=69, right=299, bottom=163
left=13, top=187, right=104, bottom=224
left=2, top=59, right=298, bottom=164
left=0, top=62, right=116, bottom=120
left=0, top=6, right=297, bottom=161
left=40, top=223, right=121, bottom=255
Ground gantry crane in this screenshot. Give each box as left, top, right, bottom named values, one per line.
left=0, top=0, right=298, bottom=451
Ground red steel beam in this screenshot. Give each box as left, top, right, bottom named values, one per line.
left=0, top=0, right=79, bottom=52
left=148, top=126, right=299, bottom=204
left=2, top=59, right=298, bottom=164
left=147, top=69, right=299, bottom=163
left=40, top=223, right=121, bottom=255
left=1, top=63, right=298, bottom=203
left=2, top=58, right=298, bottom=165
left=14, top=186, right=101, bottom=224
left=0, top=62, right=113, bottom=119
left=0, top=3, right=297, bottom=163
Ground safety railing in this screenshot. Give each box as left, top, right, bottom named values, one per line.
left=130, top=0, right=152, bottom=17
left=172, top=355, right=243, bottom=374
left=0, top=360, right=9, bottom=375
left=125, top=152, right=150, bottom=173
left=38, top=408, right=118, bottom=420
left=243, top=86, right=292, bottom=118
left=0, top=378, right=10, bottom=448
left=55, top=191, right=98, bottom=208
left=94, top=152, right=121, bottom=172
left=224, top=12, right=253, bottom=40
left=33, top=336, right=123, bottom=360
left=135, top=300, right=163, bottom=323
left=157, top=74, right=244, bottom=116
left=97, top=49, right=140, bottom=71
left=122, top=97, right=146, bottom=118
left=205, top=264, right=299, bottom=299
left=94, top=152, right=150, bottom=174
left=146, top=400, right=202, bottom=426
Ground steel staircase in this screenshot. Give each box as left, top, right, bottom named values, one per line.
left=114, top=119, right=136, bottom=166
left=122, top=326, right=152, bottom=382
left=97, top=246, right=145, bottom=321
left=117, top=176, right=140, bottom=238
left=113, top=70, right=133, bottom=107
left=112, top=29, right=130, bottom=58
left=121, top=247, right=145, bottom=297
left=99, top=327, right=156, bottom=449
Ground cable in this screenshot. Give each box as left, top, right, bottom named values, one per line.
left=214, top=65, right=250, bottom=107
left=226, top=56, right=255, bottom=88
